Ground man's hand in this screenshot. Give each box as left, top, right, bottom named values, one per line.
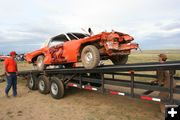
left=6, top=72, right=10, bottom=76
left=150, top=80, right=158, bottom=85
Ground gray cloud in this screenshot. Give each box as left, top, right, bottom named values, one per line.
left=134, top=20, right=180, bottom=50
left=0, top=36, right=43, bottom=54
left=159, top=22, right=180, bottom=31
left=0, top=21, right=71, bottom=54
left=138, top=31, right=180, bottom=50
left=0, top=0, right=180, bottom=54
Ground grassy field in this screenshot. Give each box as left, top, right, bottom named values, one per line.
left=130, top=50, right=180, bottom=78
left=104, top=50, right=180, bottom=82
left=0, top=61, right=33, bottom=74
left=129, top=49, right=180, bottom=63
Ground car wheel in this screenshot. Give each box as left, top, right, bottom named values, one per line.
left=27, top=74, right=38, bottom=90
left=50, top=77, right=64, bottom=99
left=110, top=55, right=128, bottom=65
left=38, top=75, right=50, bottom=94
left=81, top=45, right=100, bottom=69
left=36, top=55, right=46, bottom=71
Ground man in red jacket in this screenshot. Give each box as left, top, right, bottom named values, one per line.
left=3, top=51, right=18, bottom=97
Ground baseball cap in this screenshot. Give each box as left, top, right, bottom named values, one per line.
left=158, top=53, right=167, bottom=60
left=10, top=51, right=17, bottom=56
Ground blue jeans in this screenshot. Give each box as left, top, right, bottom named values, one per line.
left=5, top=73, right=17, bottom=96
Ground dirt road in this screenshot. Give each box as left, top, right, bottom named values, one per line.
left=0, top=79, right=164, bottom=120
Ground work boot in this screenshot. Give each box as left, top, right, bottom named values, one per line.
left=6, top=94, right=10, bottom=98
left=160, top=103, right=165, bottom=114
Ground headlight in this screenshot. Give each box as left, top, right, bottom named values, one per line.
left=106, top=41, right=113, bottom=49
left=106, top=41, right=119, bottom=49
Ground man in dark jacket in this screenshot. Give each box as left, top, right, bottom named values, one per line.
left=157, top=54, right=176, bottom=113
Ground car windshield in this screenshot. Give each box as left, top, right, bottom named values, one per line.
left=48, top=34, right=69, bottom=47
left=67, top=33, right=89, bottom=40
left=41, top=33, right=89, bottom=48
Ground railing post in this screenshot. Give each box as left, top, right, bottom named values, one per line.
left=101, top=73, right=104, bottom=93
left=62, top=74, right=64, bottom=82
left=112, top=73, right=114, bottom=80
left=79, top=74, right=82, bottom=89
left=130, top=71, right=135, bottom=97
left=169, top=73, right=174, bottom=104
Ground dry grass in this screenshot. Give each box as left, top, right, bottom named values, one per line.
left=129, top=50, right=180, bottom=78
left=103, top=50, right=180, bottom=82
left=0, top=62, right=33, bottom=74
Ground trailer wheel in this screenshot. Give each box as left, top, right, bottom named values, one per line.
left=36, top=55, right=46, bottom=71
left=110, top=55, right=128, bottom=65
left=50, top=77, right=64, bottom=99
left=38, top=75, right=50, bottom=94
left=81, top=45, right=100, bottom=69
left=27, top=74, right=38, bottom=90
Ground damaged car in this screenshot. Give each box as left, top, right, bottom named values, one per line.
left=25, top=30, right=138, bottom=70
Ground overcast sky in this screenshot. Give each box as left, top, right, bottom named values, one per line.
left=0, top=0, right=180, bottom=54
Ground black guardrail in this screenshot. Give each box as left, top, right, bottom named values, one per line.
left=41, top=61, right=180, bottom=74
left=105, top=72, right=180, bottom=80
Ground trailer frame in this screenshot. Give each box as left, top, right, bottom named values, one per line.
left=18, top=61, right=180, bottom=105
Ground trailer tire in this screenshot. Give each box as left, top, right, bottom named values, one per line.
left=27, top=74, right=38, bottom=90
left=50, top=77, right=64, bottom=99
left=38, top=75, right=50, bottom=94
left=81, top=45, right=100, bottom=69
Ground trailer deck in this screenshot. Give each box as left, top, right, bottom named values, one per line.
left=18, top=61, right=180, bottom=105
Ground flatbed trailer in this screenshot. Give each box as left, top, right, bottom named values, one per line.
left=18, top=61, right=180, bottom=105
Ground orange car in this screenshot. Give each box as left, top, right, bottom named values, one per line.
left=25, top=31, right=138, bottom=70
left=0, top=55, right=9, bottom=61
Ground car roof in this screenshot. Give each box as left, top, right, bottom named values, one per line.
left=66, top=32, right=89, bottom=36
left=41, top=32, right=90, bottom=48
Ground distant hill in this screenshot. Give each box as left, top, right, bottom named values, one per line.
left=132, top=49, right=180, bottom=54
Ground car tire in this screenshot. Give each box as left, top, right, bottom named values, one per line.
left=81, top=45, right=100, bottom=69
left=38, top=75, right=50, bottom=94
left=50, top=77, right=64, bottom=99
left=36, top=55, right=46, bottom=71
left=110, top=55, right=128, bottom=65
left=27, top=74, right=38, bottom=90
